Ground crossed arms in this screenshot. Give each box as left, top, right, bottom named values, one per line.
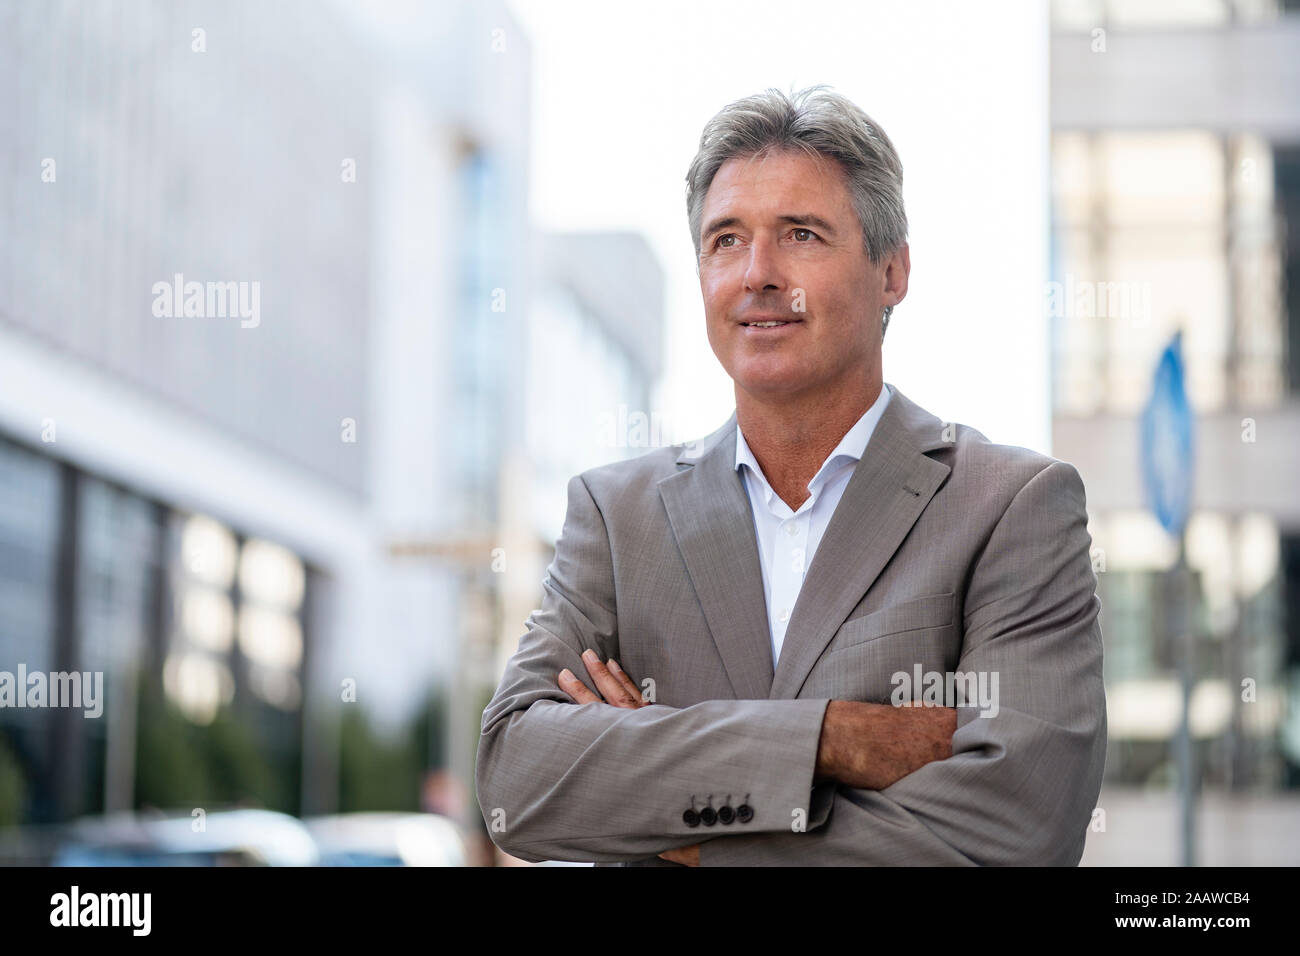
left=559, top=653, right=957, bottom=865
left=474, top=461, right=1107, bottom=865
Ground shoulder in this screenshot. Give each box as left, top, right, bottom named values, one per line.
left=885, top=384, right=1078, bottom=495
left=575, top=443, right=686, bottom=501
left=931, top=416, right=1087, bottom=515
left=573, top=411, right=733, bottom=508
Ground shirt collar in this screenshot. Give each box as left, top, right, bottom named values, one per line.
left=735, top=382, right=893, bottom=505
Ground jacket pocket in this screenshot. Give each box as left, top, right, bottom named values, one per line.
left=826, top=591, right=956, bottom=653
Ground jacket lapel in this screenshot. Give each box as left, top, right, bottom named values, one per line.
left=657, top=411, right=776, bottom=700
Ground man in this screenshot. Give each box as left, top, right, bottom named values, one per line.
left=475, top=86, right=1106, bottom=866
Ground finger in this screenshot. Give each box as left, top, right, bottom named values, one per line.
left=581, top=649, right=641, bottom=708
left=558, top=668, right=601, bottom=705
left=658, top=845, right=698, bottom=866
left=606, top=659, right=646, bottom=705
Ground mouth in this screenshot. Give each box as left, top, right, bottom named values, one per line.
left=739, top=319, right=802, bottom=329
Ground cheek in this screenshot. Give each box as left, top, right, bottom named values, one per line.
left=810, top=275, right=861, bottom=322
left=700, top=280, right=737, bottom=336
left=700, top=269, right=729, bottom=307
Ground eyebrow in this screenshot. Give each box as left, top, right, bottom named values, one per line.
left=701, top=213, right=839, bottom=244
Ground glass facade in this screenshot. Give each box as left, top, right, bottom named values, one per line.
left=453, top=149, right=510, bottom=527
left=1051, top=129, right=1295, bottom=791
left=524, top=285, right=654, bottom=545
left=77, top=477, right=160, bottom=816
left=0, top=439, right=61, bottom=824
left=1051, top=131, right=1287, bottom=416
left=0, top=437, right=314, bottom=825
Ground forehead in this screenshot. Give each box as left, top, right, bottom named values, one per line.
left=702, top=149, right=853, bottom=219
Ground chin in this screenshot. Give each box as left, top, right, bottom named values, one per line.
left=733, top=365, right=814, bottom=396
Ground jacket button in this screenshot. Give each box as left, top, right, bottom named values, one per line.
left=736, top=803, right=754, bottom=824
left=718, top=804, right=735, bottom=825
left=700, top=806, right=718, bottom=826
left=682, top=808, right=700, bottom=828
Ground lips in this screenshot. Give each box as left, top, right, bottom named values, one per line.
left=739, top=318, right=802, bottom=327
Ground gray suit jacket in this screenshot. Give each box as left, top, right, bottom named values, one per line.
left=475, top=383, right=1107, bottom=866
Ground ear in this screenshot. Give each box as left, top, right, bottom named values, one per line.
left=882, top=242, right=910, bottom=308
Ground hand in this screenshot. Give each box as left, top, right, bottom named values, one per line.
left=815, top=700, right=956, bottom=790
left=658, top=844, right=700, bottom=866
left=557, top=648, right=650, bottom=709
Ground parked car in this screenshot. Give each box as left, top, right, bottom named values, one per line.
left=49, top=808, right=319, bottom=866
left=303, top=812, right=467, bottom=866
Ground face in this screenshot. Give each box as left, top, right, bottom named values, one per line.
left=697, top=148, right=908, bottom=401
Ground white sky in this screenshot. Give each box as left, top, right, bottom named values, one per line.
left=507, top=0, right=1051, bottom=452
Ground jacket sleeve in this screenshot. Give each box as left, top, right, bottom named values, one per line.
left=698, top=460, right=1108, bottom=866
left=474, top=472, right=832, bottom=864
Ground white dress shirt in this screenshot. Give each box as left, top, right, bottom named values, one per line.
left=735, top=382, right=893, bottom=665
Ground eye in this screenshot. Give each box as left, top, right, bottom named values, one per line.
left=791, top=228, right=816, bottom=242
left=715, top=234, right=738, bottom=249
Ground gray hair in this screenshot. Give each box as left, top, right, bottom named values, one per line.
left=685, top=85, right=908, bottom=335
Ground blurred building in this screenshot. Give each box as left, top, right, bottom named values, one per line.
left=1049, top=0, right=1300, bottom=861
left=0, top=0, right=535, bottom=830
left=522, top=231, right=666, bottom=545
left=489, top=231, right=666, bottom=692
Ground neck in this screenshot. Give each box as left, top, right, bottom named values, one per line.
left=735, top=375, right=884, bottom=510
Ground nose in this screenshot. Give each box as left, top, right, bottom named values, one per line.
left=743, top=234, right=784, bottom=293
